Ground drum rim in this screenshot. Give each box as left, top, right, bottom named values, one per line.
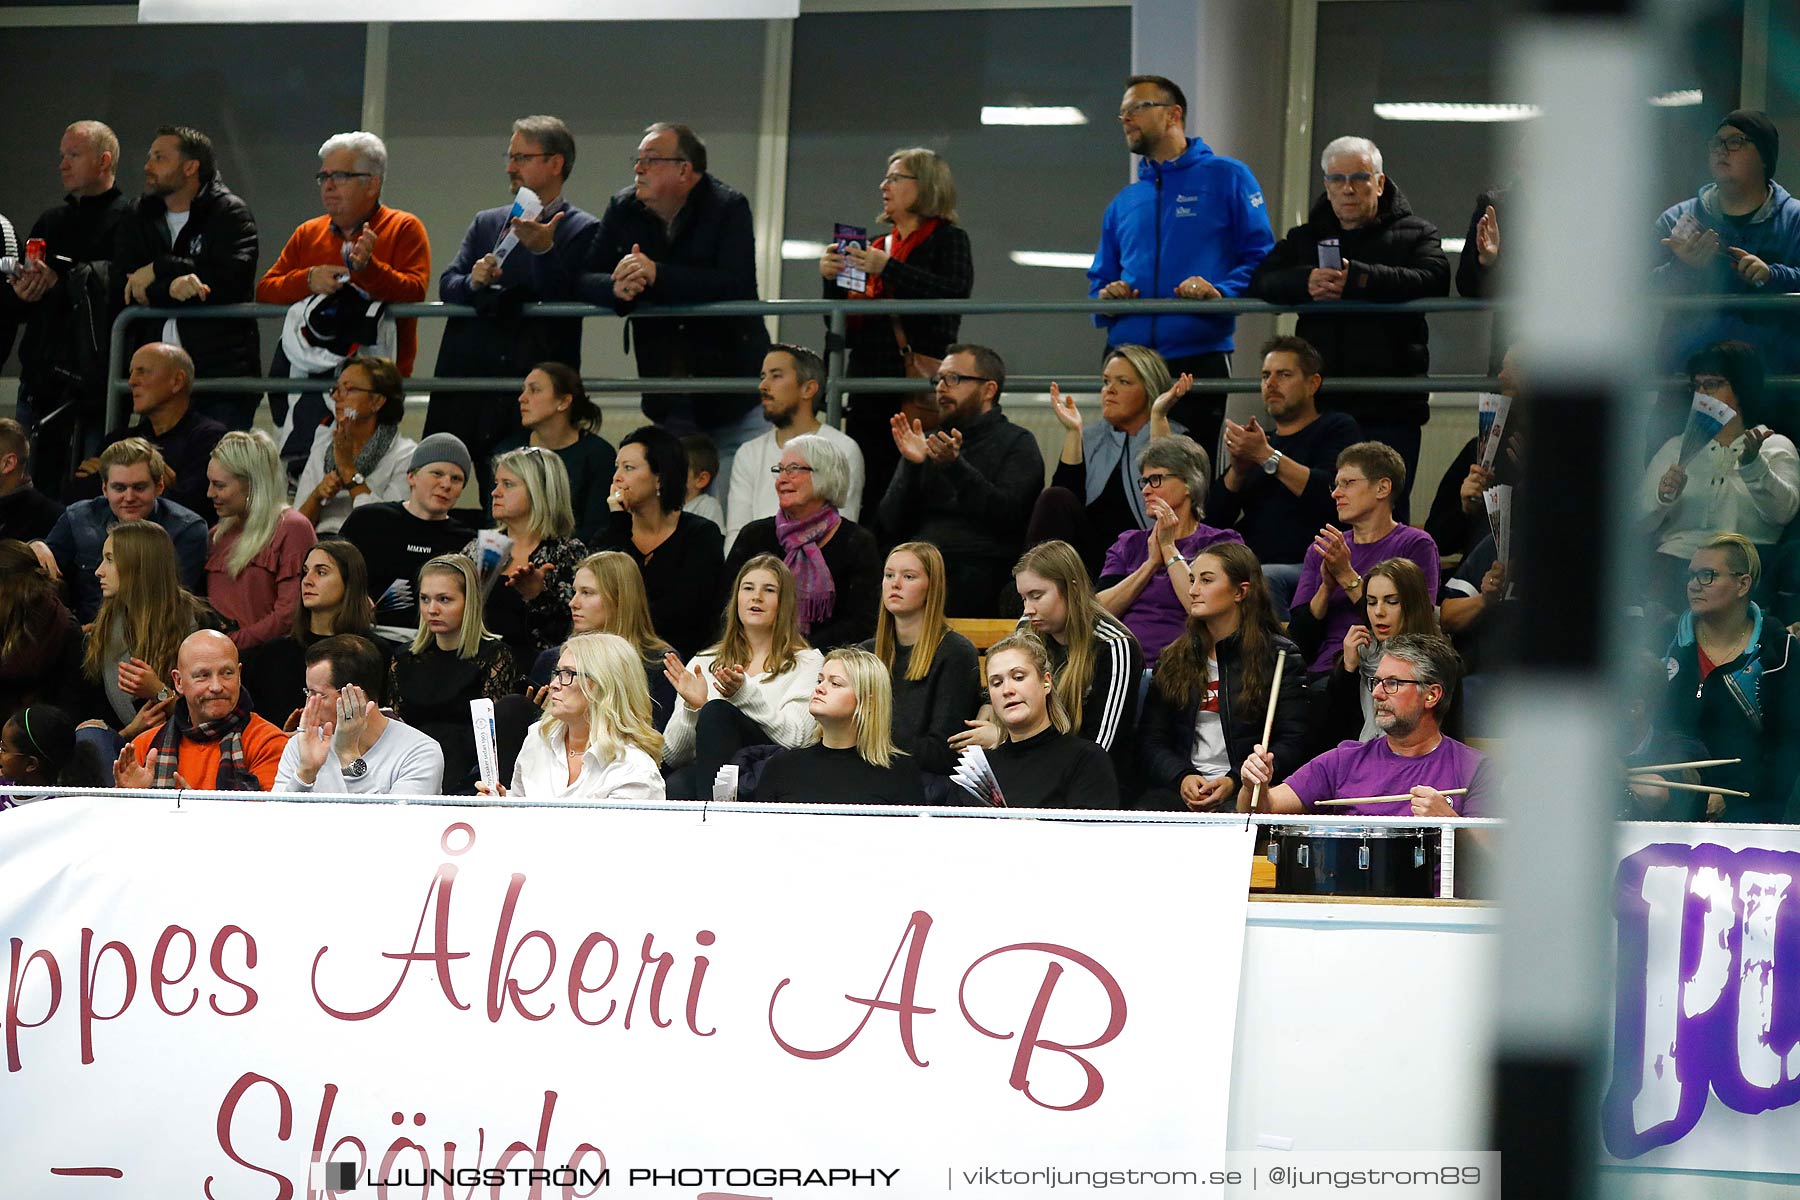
left=1268, top=824, right=1437, bottom=839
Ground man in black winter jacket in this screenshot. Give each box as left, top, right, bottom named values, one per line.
left=115, top=125, right=261, bottom=430
left=1250, top=135, right=1449, bottom=519
left=1, top=120, right=134, bottom=488
left=576, top=122, right=770, bottom=511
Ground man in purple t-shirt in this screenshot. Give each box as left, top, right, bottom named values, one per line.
left=1292, top=440, right=1440, bottom=674
left=1241, top=633, right=1491, bottom=816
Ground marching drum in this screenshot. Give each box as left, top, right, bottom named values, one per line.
left=1267, top=824, right=1441, bottom=898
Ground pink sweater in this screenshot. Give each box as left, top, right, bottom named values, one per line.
left=206, top=508, right=317, bottom=651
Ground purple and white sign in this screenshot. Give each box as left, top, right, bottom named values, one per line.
left=1605, top=825, right=1800, bottom=1169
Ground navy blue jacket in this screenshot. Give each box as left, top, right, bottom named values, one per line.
left=1653, top=181, right=1800, bottom=371
left=438, top=197, right=600, bottom=375
left=44, top=495, right=208, bottom=621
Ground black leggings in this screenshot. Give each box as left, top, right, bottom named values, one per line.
left=668, top=699, right=778, bottom=800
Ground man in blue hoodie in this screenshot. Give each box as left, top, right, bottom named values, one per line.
left=1088, top=75, right=1274, bottom=460
left=1653, top=109, right=1800, bottom=431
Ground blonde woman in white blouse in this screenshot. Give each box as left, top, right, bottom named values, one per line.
left=662, top=553, right=823, bottom=798
left=481, top=632, right=665, bottom=801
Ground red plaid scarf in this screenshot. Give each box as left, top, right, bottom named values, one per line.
left=152, top=691, right=259, bottom=791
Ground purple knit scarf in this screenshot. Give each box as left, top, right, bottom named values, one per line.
left=776, top=505, right=841, bottom=633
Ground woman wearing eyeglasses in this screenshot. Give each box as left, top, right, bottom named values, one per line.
left=1093, top=434, right=1243, bottom=667
left=725, top=434, right=881, bottom=652
left=1663, top=532, right=1800, bottom=823
left=819, top=147, right=973, bottom=517
left=483, top=633, right=665, bottom=801
left=295, top=355, right=418, bottom=533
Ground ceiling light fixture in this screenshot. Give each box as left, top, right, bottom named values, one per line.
left=1373, top=102, right=1542, bottom=123
left=981, top=106, right=1088, bottom=126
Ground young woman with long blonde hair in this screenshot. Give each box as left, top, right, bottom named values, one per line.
left=864, top=541, right=980, bottom=774
left=528, top=550, right=678, bottom=728
left=756, top=646, right=925, bottom=806
left=83, top=522, right=215, bottom=739
left=205, top=429, right=317, bottom=652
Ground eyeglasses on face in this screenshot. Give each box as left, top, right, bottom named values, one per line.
left=1137, top=472, right=1180, bottom=490
left=1324, top=172, right=1376, bottom=186
left=506, top=152, right=553, bottom=165
left=549, top=667, right=580, bottom=686
left=1118, top=100, right=1173, bottom=121
left=881, top=173, right=917, bottom=186
left=333, top=382, right=378, bottom=398
left=1687, top=568, right=1747, bottom=586
left=1369, top=676, right=1423, bottom=696
left=1709, top=134, right=1754, bottom=153
left=631, top=156, right=688, bottom=170
left=315, top=171, right=374, bottom=186
left=770, top=464, right=815, bottom=477
left=933, top=372, right=991, bottom=389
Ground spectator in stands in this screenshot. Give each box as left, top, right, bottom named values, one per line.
left=1290, top=442, right=1439, bottom=677
left=591, top=425, right=725, bottom=659
left=70, top=343, right=226, bottom=523
left=1454, top=184, right=1510, bottom=370
left=1139, top=542, right=1306, bottom=811
left=1089, top=75, right=1275, bottom=454
left=112, top=629, right=286, bottom=791
left=276, top=634, right=443, bottom=796
left=338, top=433, right=474, bottom=632
left=1250, top=135, right=1450, bottom=518
left=433, top=116, right=600, bottom=495
left=820, top=147, right=973, bottom=515
left=970, top=631, right=1119, bottom=809
left=1242, top=632, right=1494, bottom=818
left=1424, top=344, right=1524, bottom=561
left=0, top=540, right=82, bottom=721
left=726, top=433, right=880, bottom=651
left=257, top=132, right=431, bottom=375
left=387, top=554, right=517, bottom=793
left=39, top=437, right=208, bottom=621
left=758, top=647, right=926, bottom=806
left=0, top=419, right=65, bottom=543
left=491, top=364, right=615, bottom=542
left=488, top=632, right=664, bottom=801
left=1663, top=533, right=1800, bottom=823
left=1035, top=345, right=1187, bottom=577
left=1653, top=110, right=1800, bottom=378
left=662, top=555, right=823, bottom=799
left=681, top=433, right=725, bottom=528
left=725, top=344, right=865, bottom=549
left=1620, top=649, right=1709, bottom=822
left=1096, top=435, right=1242, bottom=666
left=0, top=705, right=78, bottom=807
left=879, top=344, right=1043, bottom=616
left=4, top=121, right=133, bottom=485
left=954, top=541, right=1143, bottom=788
left=205, top=431, right=315, bottom=654
left=526, top=551, right=677, bottom=731
left=470, top=446, right=587, bottom=664
left=80, top=521, right=215, bottom=740
left=576, top=122, right=769, bottom=501
left=1440, top=533, right=1514, bottom=697
left=295, top=355, right=419, bottom=533
left=864, top=542, right=981, bottom=776
left=1640, top=340, right=1798, bottom=602
left=1208, top=336, right=1361, bottom=611
left=242, top=539, right=380, bottom=725
left=1324, top=556, right=1451, bottom=747
left=115, top=125, right=260, bottom=429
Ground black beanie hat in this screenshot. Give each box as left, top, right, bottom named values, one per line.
left=1719, top=109, right=1778, bottom=182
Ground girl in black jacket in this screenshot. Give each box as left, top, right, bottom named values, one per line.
left=1139, top=543, right=1306, bottom=810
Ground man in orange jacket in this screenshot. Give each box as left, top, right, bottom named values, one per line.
left=113, top=629, right=287, bottom=792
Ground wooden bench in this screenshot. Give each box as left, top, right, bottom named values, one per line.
left=948, top=617, right=1022, bottom=676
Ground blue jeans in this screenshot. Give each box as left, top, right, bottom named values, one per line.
left=1262, top=561, right=1304, bottom=614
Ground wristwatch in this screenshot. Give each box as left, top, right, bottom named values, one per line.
left=349, top=471, right=366, bottom=488
left=343, top=756, right=369, bottom=779
left=155, top=687, right=173, bottom=703
left=1262, top=449, right=1284, bottom=475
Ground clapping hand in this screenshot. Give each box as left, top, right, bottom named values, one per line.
left=1151, top=373, right=1192, bottom=427
left=710, top=662, right=747, bottom=699
left=114, top=745, right=187, bottom=791
left=664, top=652, right=710, bottom=710
left=890, top=413, right=931, bottom=464
left=294, top=691, right=335, bottom=780
left=1313, top=524, right=1354, bottom=585
left=1222, top=416, right=1272, bottom=467
left=1662, top=224, right=1721, bottom=268
left=1049, top=383, right=1082, bottom=433
left=925, top=428, right=962, bottom=465
left=347, top=224, right=377, bottom=273
left=1742, top=424, right=1775, bottom=463
left=1475, top=204, right=1500, bottom=267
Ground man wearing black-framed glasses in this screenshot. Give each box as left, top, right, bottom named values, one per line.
left=1088, top=73, right=1274, bottom=456
left=577, top=121, right=770, bottom=513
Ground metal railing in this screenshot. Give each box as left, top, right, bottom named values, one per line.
left=104, top=292, right=1800, bottom=434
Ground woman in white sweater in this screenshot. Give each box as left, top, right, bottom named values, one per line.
left=483, top=632, right=665, bottom=801
left=662, top=554, right=823, bottom=798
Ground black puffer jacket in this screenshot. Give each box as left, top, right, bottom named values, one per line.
left=115, top=177, right=261, bottom=377
left=1249, top=181, right=1449, bottom=426
left=1139, top=631, right=1308, bottom=799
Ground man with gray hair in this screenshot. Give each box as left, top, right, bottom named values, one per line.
left=1250, top=134, right=1448, bottom=519
left=433, top=115, right=601, bottom=497
left=257, top=131, right=431, bottom=375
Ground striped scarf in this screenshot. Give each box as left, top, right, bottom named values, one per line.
left=777, top=505, right=841, bottom=633
left=152, top=691, right=258, bottom=791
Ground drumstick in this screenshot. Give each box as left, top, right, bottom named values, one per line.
left=1248, top=652, right=1287, bottom=812
left=1626, top=757, right=1742, bottom=774
left=1313, top=788, right=1470, bottom=807
left=1627, top=779, right=1752, bottom=799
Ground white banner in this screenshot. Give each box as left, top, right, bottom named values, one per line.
left=0, top=797, right=1252, bottom=1198
left=1604, top=822, right=1800, bottom=1173
left=139, top=0, right=798, bottom=22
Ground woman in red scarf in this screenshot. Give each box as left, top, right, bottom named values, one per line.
left=819, top=147, right=974, bottom=525
left=724, top=433, right=881, bottom=651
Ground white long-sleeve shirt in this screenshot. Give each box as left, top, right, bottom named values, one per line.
left=1639, top=430, right=1800, bottom=558
left=509, top=722, right=665, bottom=801
left=724, top=426, right=865, bottom=551
left=274, top=716, right=445, bottom=794
left=661, top=647, right=826, bottom=767
left=293, top=426, right=417, bottom=534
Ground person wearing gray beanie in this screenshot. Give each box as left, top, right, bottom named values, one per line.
left=1718, top=109, right=1778, bottom=184
left=409, top=432, right=475, bottom=480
